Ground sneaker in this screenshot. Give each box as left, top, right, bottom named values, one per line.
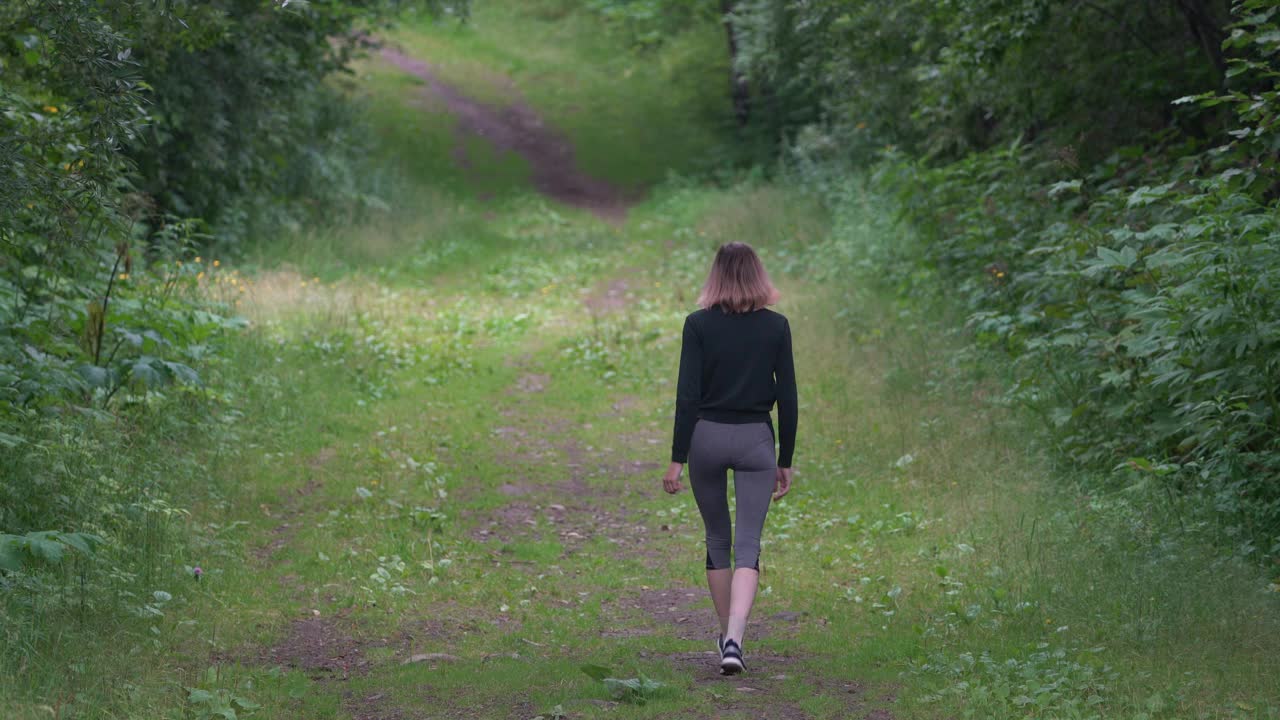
left=719, top=639, right=744, bottom=675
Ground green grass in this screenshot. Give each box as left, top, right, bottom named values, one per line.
left=4, top=2, right=1279, bottom=719
left=387, top=0, right=739, bottom=190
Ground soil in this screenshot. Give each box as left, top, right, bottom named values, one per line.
left=379, top=47, right=632, bottom=223
left=265, top=614, right=377, bottom=678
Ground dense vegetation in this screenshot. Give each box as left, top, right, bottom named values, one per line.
left=0, top=0, right=457, bottom=696
left=708, top=0, right=1280, bottom=557
left=3, top=0, right=1279, bottom=717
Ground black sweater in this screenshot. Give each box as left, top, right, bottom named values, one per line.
left=670, top=305, right=798, bottom=468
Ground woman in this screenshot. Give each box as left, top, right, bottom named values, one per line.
left=662, top=242, right=797, bottom=676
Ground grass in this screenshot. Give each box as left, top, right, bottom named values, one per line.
left=3, top=1, right=1279, bottom=719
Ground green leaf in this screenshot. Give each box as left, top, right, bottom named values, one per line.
left=76, top=364, right=110, bottom=389
left=580, top=664, right=612, bottom=681
left=1126, top=183, right=1174, bottom=207
left=26, top=535, right=65, bottom=564
left=130, top=358, right=165, bottom=387
left=0, top=537, right=22, bottom=572
left=187, top=688, right=215, bottom=704
left=163, top=361, right=201, bottom=385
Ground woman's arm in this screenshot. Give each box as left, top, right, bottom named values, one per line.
left=775, top=317, right=797, bottom=469
left=670, top=315, right=702, bottom=465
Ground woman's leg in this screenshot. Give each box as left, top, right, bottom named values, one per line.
left=724, top=426, right=777, bottom=646
left=688, top=422, right=733, bottom=637
left=706, top=569, right=732, bottom=636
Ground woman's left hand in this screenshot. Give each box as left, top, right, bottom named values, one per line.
left=662, top=462, right=684, bottom=494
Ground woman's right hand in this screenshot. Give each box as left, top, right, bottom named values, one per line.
left=773, top=467, right=793, bottom=501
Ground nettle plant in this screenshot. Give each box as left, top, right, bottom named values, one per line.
left=876, top=0, right=1280, bottom=556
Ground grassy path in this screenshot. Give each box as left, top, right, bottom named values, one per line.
left=218, top=5, right=1278, bottom=719
left=27, top=4, right=1277, bottom=719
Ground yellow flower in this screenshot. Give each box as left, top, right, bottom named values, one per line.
left=195, top=256, right=202, bottom=263
left=196, top=271, right=205, bottom=280
left=118, top=273, right=129, bottom=280
left=175, top=260, right=183, bottom=267
left=213, top=260, right=220, bottom=267
left=312, top=277, right=320, bottom=283
left=63, top=163, right=71, bottom=171
left=43, top=106, right=58, bottom=114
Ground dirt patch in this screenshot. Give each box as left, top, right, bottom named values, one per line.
left=380, top=47, right=632, bottom=223
left=602, top=586, right=718, bottom=642
left=308, top=447, right=339, bottom=469
left=513, top=373, right=549, bottom=393
left=468, top=502, right=539, bottom=543
left=265, top=614, right=377, bottom=678
left=464, top=498, right=655, bottom=561
left=583, top=277, right=632, bottom=314
left=602, top=394, right=642, bottom=417
left=343, top=691, right=409, bottom=720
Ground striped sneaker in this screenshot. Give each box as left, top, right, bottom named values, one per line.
left=719, top=639, right=744, bottom=675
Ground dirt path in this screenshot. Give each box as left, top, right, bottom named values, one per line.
left=211, top=37, right=895, bottom=720
left=380, top=46, right=632, bottom=222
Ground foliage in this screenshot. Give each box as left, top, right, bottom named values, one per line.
left=0, top=531, right=102, bottom=572
left=733, top=0, right=1226, bottom=160
left=579, top=664, right=666, bottom=704
left=772, top=0, right=1280, bottom=554
left=0, top=2, right=463, bottom=702
left=581, top=0, right=717, bottom=49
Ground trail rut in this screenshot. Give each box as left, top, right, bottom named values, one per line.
left=380, top=46, right=631, bottom=222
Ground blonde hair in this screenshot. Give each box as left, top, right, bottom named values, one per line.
left=696, top=242, right=780, bottom=313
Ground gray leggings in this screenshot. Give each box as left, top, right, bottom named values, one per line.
left=688, top=419, right=776, bottom=571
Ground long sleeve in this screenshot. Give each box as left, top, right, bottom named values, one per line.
left=670, top=315, right=702, bottom=463
left=775, top=317, right=798, bottom=468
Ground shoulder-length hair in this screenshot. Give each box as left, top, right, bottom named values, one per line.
left=696, top=242, right=781, bottom=313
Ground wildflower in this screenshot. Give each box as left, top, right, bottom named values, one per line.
left=197, top=271, right=205, bottom=280
left=213, top=260, right=221, bottom=267
left=175, top=260, right=183, bottom=267
left=195, top=256, right=202, bottom=263
left=193, top=566, right=203, bottom=581
left=43, top=105, right=58, bottom=114
left=118, top=273, right=129, bottom=280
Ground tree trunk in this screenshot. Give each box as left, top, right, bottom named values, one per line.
left=1173, top=0, right=1226, bottom=84
left=721, top=0, right=751, bottom=127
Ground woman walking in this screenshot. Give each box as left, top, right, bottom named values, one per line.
left=662, top=242, right=797, bottom=676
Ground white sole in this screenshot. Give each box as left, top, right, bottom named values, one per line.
left=719, top=656, right=744, bottom=675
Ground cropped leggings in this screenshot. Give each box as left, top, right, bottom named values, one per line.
left=688, top=419, right=776, bottom=571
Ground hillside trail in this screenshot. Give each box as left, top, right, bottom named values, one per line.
left=227, top=40, right=895, bottom=720
left=379, top=44, right=632, bottom=223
